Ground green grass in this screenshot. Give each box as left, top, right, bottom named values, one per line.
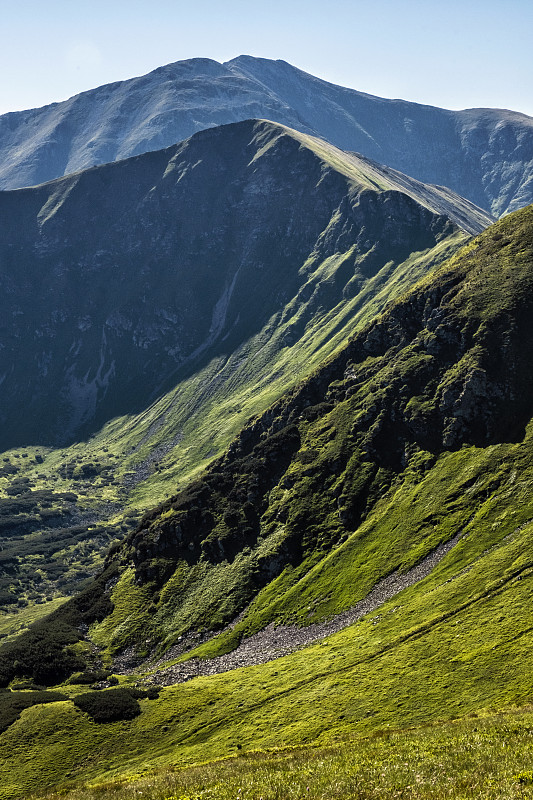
left=4, top=490, right=533, bottom=795
left=26, top=706, right=533, bottom=799
left=0, top=598, right=68, bottom=643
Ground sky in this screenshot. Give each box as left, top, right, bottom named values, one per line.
left=1, top=0, right=532, bottom=117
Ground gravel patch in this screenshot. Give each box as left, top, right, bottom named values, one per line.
left=122, top=433, right=183, bottom=488
left=138, top=528, right=465, bottom=687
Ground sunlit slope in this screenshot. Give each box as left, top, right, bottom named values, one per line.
left=0, top=208, right=532, bottom=800
left=3, top=507, right=533, bottom=799
left=0, top=119, right=485, bottom=613
left=90, top=205, right=533, bottom=658
left=1, top=206, right=527, bottom=682
left=16, top=708, right=533, bottom=800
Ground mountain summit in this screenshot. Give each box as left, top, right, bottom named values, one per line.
left=0, top=119, right=490, bottom=450
left=0, top=56, right=531, bottom=216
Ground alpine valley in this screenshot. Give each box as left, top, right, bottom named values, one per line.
left=0, top=57, right=533, bottom=800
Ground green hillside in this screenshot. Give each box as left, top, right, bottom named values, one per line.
left=0, top=119, right=483, bottom=620
left=93, top=204, right=533, bottom=659
left=0, top=206, right=531, bottom=799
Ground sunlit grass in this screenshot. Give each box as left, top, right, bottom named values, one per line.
left=0, top=598, right=69, bottom=643
left=30, top=706, right=533, bottom=799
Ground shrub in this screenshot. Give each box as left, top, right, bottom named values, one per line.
left=73, top=688, right=141, bottom=722
left=66, top=670, right=109, bottom=685
left=0, top=620, right=84, bottom=687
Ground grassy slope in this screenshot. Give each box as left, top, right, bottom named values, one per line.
left=1, top=207, right=531, bottom=797
left=0, top=185, right=468, bottom=630
left=85, top=207, right=532, bottom=660
left=25, top=707, right=533, bottom=799
left=3, top=501, right=533, bottom=796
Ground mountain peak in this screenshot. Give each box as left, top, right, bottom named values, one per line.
left=0, top=56, right=531, bottom=215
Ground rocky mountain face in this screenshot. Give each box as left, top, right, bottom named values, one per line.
left=1, top=205, right=529, bottom=687
left=0, top=56, right=531, bottom=216
left=0, top=119, right=490, bottom=452
left=98, top=204, right=532, bottom=658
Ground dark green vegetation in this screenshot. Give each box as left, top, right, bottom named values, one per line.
left=72, top=686, right=160, bottom=723
left=25, top=707, right=533, bottom=799
left=87, top=204, right=533, bottom=660
left=0, top=56, right=531, bottom=216
left=0, top=688, right=67, bottom=734
left=72, top=689, right=141, bottom=723
left=1, top=207, right=532, bottom=799
left=0, top=565, right=116, bottom=686
left=0, top=471, right=119, bottom=609
left=0, top=119, right=486, bottom=614
left=0, top=452, right=132, bottom=616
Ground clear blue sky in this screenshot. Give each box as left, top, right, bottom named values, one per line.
left=2, top=0, right=532, bottom=116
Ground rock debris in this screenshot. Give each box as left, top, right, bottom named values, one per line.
left=125, top=528, right=464, bottom=687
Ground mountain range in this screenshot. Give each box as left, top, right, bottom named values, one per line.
left=1, top=204, right=533, bottom=798
left=0, top=118, right=490, bottom=450
left=0, top=56, right=532, bottom=800
left=0, top=56, right=532, bottom=216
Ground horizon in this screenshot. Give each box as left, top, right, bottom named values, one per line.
left=1, top=0, right=532, bottom=118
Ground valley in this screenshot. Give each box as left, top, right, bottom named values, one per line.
left=0, top=119, right=485, bottom=619
left=0, top=54, right=532, bottom=800
left=0, top=204, right=532, bottom=799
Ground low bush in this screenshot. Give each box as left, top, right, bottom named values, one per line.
left=0, top=620, right=84, bottom=687
left=67, top=670, right=109, bottom=685
left=73, top=688, right=141, bottom=722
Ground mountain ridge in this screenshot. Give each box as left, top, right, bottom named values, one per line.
left=0, top=56, right=531, bottom=215
left=0, top=118, right=482, bottom=612
left=0, top=118, right=489, bottom=451
left=0, top=150, right=532, bottom=798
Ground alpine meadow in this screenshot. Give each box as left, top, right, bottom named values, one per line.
left=0, top=55, right=533, bottom=800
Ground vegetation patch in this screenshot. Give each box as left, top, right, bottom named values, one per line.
left=19, top=706, right=533, bottom=799
left=0, top=688, right=67, bottom=733
left=73, top=688, right=142, bottom=723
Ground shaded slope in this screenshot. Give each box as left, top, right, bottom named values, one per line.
left=88, top=205, right=533, bottom=661
left=2, top=210, right=533, bottom=800
left=0, top=55, right=531, bottom=216
left=0, top=119, right=487, bottom=451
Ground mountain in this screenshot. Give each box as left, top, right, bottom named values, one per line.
left=0, top=56, right=531, bottom=216
left=67, top=203, right=533, bottom=659
left=0, top=206, right=532, bottom=798
left=0, top=119, right=489, bottom=613
left=0, top=118, right=490, bottom=452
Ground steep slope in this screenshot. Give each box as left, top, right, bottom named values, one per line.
left=1, top=204, right=528, bottom=679
left=229, top=57, right=533, bottom=217
left=0, top=119, right=486, bottom=616
left=0, top=56, right=531, bottom=216
left=0, top=209, right=532, bottom=800
left=83, top=204, right=533, bottom=660
left=0, top=118, right=488, bottom=452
